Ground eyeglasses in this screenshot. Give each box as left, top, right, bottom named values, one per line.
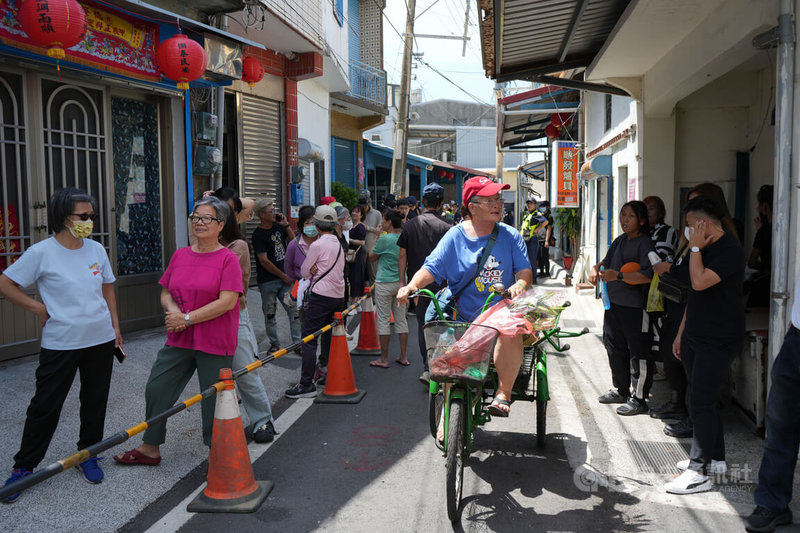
left=71, top=212, right=97, bottom=221
left=189, top=215, right=221, bottom=225
left=471, top=197, right=503, bottom=206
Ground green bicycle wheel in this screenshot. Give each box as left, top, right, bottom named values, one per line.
left=429, top=391, right=444, bottom=441
left=446, top=400, right=465, bottom=522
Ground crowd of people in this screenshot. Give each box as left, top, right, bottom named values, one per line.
left=2, top=179, right=795, bottom=532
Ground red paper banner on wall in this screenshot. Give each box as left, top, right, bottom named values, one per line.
left=550, top=141, right=579, bottom=208
left=0, top=0, right=159, bottom=82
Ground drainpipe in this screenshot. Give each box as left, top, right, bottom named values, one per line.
left=769, top=0, right=795, bottom=389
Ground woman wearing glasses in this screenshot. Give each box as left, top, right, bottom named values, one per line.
left=114, top=196, right=242, bottom=466
left=0, top=188, right=122, bottom=500
left=398, top=176, right=532, bottom=417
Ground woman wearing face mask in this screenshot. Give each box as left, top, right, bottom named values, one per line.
left=348, top=205, right=367, bottom=308
left=589, top=201, right=657, bottom=416
left=285, top=205, right=317, bottom=331
left=664, top=196, right=745, bottom=495
left=0, top=188, right=123, bottom=498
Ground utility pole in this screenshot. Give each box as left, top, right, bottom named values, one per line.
left=390, top=0, right=416, bottom=198
left=494, top=82, right=504, bottom=183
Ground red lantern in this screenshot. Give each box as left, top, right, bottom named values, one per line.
left=447, top=172, right=454, bottom=179
left=156, top=34, right=207, bottom=90
left=241, top=55, right=264, bottom=87
left=437, top=169, right=446, bottom=178
left=19, top=0, right=87, bottom=60
left=544, top=123, right=560, bottom=139
left=550, top=112, right=573, bottom=129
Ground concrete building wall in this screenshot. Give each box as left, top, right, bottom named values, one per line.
left=359, top=0, right=384, bottom=69
left=263, top=0, right=324, bottom=49
left=673, top=66, right=775, bottom=250
left=298, top=79, right=332, bottom=199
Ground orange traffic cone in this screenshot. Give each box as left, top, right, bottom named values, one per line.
left=351, top=286, right=381, bottom=356
left=316, top=312, right=366, bottom=404
left=187, top=368, right=273, bottom=513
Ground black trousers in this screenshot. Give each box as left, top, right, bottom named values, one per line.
left=14, top=341, right=114, bottom=470
left=538, top=240, right=550, bottom=276
left=603, top=304, right=654, bottom=400
left=682, top=334, right=740, bottom=474
left=301, top=293, right=345, bottom=386
left=660, top=302, right=688, bottom=406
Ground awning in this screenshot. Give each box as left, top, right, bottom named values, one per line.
left=117, top=0, right=266, bottom=50
left=478, top=0, right=631, bottom=83
left=579, top=155, right=612, bottom=181
left=498, top=85, right=580, bottom=148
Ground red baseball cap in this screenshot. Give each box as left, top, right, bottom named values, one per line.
left=319, top=196, right=336, bottom=205
left=462, top=176, right=509, bottom=205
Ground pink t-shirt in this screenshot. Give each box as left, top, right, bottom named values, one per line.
left=159, top=246, right=243, bottom=356
left=301, top=234, right=345, bottom=299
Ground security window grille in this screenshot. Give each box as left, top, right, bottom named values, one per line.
left=605, top=94, right=612, bottom=132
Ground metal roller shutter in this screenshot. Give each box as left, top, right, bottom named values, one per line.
left=300, top=159, right=312, bottom=205
left=239, top=94, right=282, bottom=286
left=241, top=94, right=283, bottom=209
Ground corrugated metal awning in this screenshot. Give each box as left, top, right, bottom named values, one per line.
left=479, top=0, right=631, bottom=82
left=498, top=85, right=580, bottom=148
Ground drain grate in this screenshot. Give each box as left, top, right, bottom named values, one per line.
left=561, top=319, right=596, bottom=329
left=627, top=440, right=691, bottom=474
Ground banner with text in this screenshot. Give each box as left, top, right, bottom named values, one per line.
left=550, top=141, right=579, bottom=208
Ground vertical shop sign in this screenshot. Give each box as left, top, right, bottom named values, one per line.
left=550, top=140, right=579, bottom=208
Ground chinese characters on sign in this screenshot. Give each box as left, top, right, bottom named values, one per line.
left=550, top=141, right=580, bottom=208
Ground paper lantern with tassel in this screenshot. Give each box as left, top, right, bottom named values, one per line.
left=241, top=55, right=264, bottom=88
left=19, top=0, right=87, bottom=60
left=156, top=34, right=207, bottom=90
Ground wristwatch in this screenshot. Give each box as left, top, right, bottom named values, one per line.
left=690, top=246, right=701, bottom=253
left=184, top=313, right=191, bottom=327
left=617, top=271, right=624, bottom=281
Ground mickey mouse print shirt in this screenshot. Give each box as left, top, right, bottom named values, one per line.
left=424, top=222, right=530, bottom=322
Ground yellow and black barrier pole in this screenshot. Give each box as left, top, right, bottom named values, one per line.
left=0, top=287, right=373, bottom=502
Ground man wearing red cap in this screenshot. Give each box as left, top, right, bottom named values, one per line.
left=398, top=176, right=532, bottom=417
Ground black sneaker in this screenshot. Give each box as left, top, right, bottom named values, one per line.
left=664, top=418, right=693, bottom=438
left=253, top=421, right=277, bottom=443
left=649, top=401, right=688, bottom=420
left=617, top=397, right=648, bottom=416
left=285, top=382, right=317, bottom=399
left=598, top=390, right=629, bottom=404
left=745, top=506, right=793, bottom=532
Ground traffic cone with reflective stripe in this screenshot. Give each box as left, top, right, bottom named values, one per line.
left=187, top=368, right=273, bottom=513
left=351, top=286, right=381, bottom=355
left=316, top=312, right=366, bottom=404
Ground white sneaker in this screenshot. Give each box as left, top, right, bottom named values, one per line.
left=676, top=459, right=727, bottom=474
left=664, top=469, right=712, bottom=494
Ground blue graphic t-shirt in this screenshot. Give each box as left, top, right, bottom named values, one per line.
left=423, top=223, right=530, bottom=322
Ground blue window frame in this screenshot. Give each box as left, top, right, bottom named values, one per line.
left=334, top=0, right=344, bottom=26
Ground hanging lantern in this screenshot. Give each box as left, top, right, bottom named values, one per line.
left=550, top=112, right=573, bottom=130
left=544, top=123, right=560, bottom=139
left=437, top=169, right=446, bottom=178
left=241, top=56, right=265, bottom=87
left=19, top=0, right=87, bottom=60
left=156, top=34, right=207, bottom=90
left=447, top=172, right=455, bottom=179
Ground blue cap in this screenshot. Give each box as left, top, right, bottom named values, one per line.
left=422, top=182, right=444, bottom=199
left=406, top=195, right=417, bottom=205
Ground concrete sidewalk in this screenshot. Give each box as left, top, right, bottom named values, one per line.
left=0, top=288, right=304, bottom=532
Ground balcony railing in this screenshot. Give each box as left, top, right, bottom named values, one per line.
left=347, top=59, right=387, bottom=109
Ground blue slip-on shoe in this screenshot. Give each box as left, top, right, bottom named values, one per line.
left=76, top=457, right=104, bottom=484
left=2, top=468, right=33, bottom=504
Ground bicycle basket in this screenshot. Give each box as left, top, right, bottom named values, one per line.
left=423, top=320, right=500, bottom=384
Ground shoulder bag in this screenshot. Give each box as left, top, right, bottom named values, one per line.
left=302, top=245, right=342, bottom=310
left=657, top=272, right=690, bottom=304
left=425, top=224, right=500, bottom=322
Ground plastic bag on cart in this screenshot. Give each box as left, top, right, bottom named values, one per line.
left=474, top=287, right=562, bottom=334
left=471, top=299, right=534, bottom=336
left=429, top=324, right=498, bottom=381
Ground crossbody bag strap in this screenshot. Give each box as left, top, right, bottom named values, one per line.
left=451, top=223, right=500, bottom=300
left=309, top=245, right=342, bottom=292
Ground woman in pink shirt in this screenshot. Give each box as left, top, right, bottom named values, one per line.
left=285, top=205, right=345, bottom=399
left=114, top=196, right=242, bottom=465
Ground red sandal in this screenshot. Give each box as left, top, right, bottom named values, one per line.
left=113, top=449, right=161, bottom=466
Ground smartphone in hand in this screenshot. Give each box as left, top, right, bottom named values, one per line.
left=275, top=213, right=283, bottom=222
left=114, top=345, right=126, bottom=363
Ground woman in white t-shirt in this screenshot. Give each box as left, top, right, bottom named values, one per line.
left=0, top=188, right=122, bottom=501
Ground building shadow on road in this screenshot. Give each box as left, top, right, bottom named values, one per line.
left=454, top=430, right=648, bottom=532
